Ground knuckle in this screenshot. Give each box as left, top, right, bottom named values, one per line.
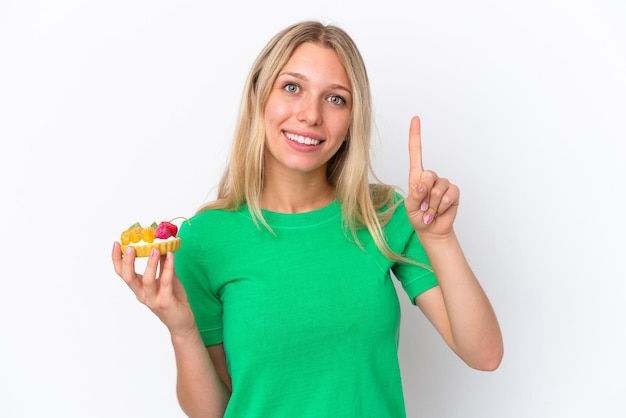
left=430, top=187, right=444, bottom=199
left=440, top=194, right=453, bottom=207
left=121, top=273, right=135, bottom=285
left=426, top=170, right=438, bottom=179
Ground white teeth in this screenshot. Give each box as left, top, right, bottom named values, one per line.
left=285, top=132, right=321, bottom=145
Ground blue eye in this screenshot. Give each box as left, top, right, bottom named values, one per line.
left=328, top=95, right=345, bottom=105
left=284, top=83, right=299, bottom=93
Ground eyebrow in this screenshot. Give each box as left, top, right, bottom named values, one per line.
left=277, top=71, right=352, bottom=95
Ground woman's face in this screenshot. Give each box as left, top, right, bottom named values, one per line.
left=263, top=42, right=352, bottom=179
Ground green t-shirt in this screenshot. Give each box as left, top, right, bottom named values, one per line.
left=175, top=198, right=437, bottom=417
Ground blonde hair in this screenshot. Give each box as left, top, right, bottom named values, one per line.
left=200, top=20, right=406, bottom=262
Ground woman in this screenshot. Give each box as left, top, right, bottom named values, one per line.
left=112, top=20, right=503, bottom=417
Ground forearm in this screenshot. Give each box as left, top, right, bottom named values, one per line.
left=420, top=230, right=503, bottom=370
left=171, top=327, right=230, bottom=417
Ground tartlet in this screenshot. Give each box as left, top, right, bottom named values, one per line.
left=120, top=237, right=181, bottom=257
left=118, top=218, right=188, bottom=258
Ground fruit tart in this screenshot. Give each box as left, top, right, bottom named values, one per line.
left=118, top=217, right=189, bottom=257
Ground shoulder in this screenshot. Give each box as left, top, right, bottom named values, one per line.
left=368, top=183, right=405, bottom=209
left=367, top=183, right=407, bottom=221
left=179, top=206, right=248, bottom=239
left=378, top=191, right=414, bottom=242
left=176, top=206, right=250, bottom=265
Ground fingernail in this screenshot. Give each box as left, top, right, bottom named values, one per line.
left=151, top=247, right=158, bottom=258
left=125, top=246, right=132, bottom=255
left=417, top=183, right=424, bottom=193
left=424, top=214, right=433, bottom=225
left=420, top=201, right=428, bottom=212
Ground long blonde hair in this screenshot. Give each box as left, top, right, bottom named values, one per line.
left=200, top=20, right=405, bottom=261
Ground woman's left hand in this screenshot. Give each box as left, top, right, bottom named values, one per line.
left=404, top=116, right=460, bottom=239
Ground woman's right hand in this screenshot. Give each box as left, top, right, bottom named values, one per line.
left=112, top=243, right=197, bottom=338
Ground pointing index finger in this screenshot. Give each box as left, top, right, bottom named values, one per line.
left=409, top=115, right=424, bottom=175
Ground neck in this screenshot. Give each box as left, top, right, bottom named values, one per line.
left=261, top=175, right=335, bottom=214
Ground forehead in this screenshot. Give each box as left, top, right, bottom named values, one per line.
left=280, top=42, right=350, bottom=86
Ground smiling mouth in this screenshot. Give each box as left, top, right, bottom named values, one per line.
left=284, top=132, right=322, bottom=146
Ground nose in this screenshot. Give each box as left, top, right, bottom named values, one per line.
left=296, top=94, right=323, bottom=126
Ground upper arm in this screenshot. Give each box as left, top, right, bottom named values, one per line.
left=414, top=286, right=457, bottom=352
left=207, top=344, right=232, bottom=392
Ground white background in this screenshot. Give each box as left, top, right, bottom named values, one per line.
left=1, top=0, right=625, bottom=417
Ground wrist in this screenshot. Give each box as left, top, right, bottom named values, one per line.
left=417, top=228, right=457, bottom=248
left=169, top=321, right=202, bottom=345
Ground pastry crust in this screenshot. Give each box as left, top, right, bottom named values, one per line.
left=120, top=237, right=181, bottom=257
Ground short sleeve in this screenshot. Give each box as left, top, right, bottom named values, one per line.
left=386, top=196, right=438, bottom=304
left=391, top=232, right=438, bottom=304
left=175, top=218, right=224, bottom=345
